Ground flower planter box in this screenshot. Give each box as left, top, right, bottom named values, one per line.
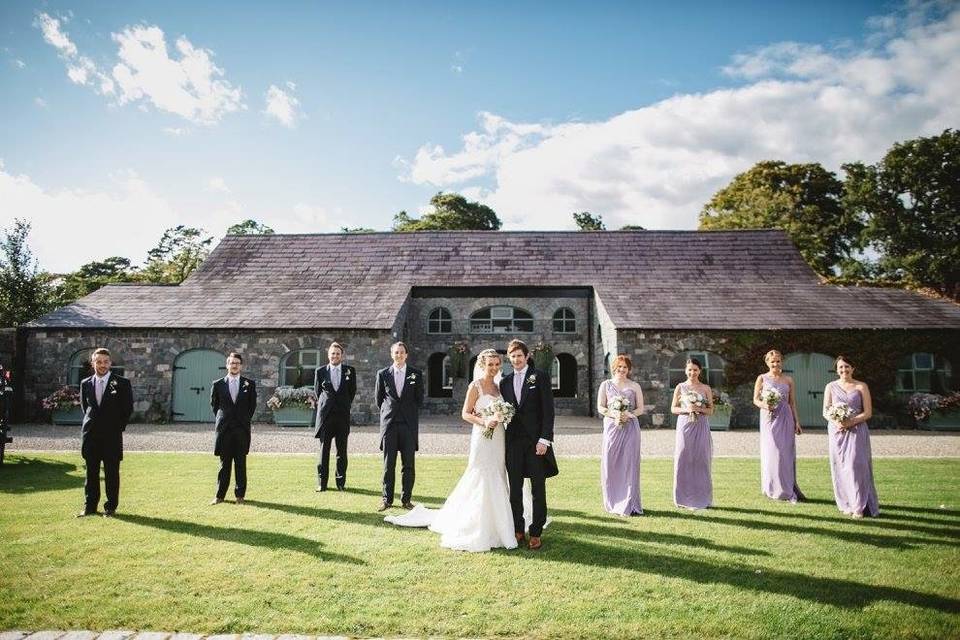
left=52, top=407, right=84, bottom=426
left=924, top=409, right=960, bottom=431
left=271, top=405, right=315, bottom=427
left=709, top=405, right=732, bottom=431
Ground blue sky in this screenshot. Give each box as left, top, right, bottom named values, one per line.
left=1, top=1, right=957, bottom=272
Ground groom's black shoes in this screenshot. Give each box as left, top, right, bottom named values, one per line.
left=401, top=501, right=414, bottom=510
left=528, top=536, right=542, bottom=550
left=515, top=532, right=526, bottom=545
left=376, top=499, right=391, bottom=512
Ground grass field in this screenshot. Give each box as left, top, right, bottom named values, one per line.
left=1, top=453, right=958, bottom=639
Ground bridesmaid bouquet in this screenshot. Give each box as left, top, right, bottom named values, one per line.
left=681, top=390, right=708, bottom=420
left=826, top=402, right=855, bottom=428
left=761, top=387, right=783, bottom=411
left=608, top=396, right=631, bottom=428
left=479, top=399, right=516, bottom=439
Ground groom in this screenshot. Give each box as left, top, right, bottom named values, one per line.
left=500, top=339, right=557, bottom=550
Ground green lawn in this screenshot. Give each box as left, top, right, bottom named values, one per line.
left=1, top=453, right=958, bottom=639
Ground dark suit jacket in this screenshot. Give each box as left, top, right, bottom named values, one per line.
left=500, top=367, right=559, bottom=477
left=80, top=374, right=134, bottom=461
left=375, top=366, right=424, bottom=450
left=313, top=363, right=357, bottom=438
left=210, top=376, right=257, bottom=456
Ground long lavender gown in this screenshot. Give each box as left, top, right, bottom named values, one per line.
left=759, top=375, right=805, bottom=502
left=673, top=383, right=713, bottom=509
left=600, top=381, right=642, bottom=516
left=827, top=382, right=880, bottom=517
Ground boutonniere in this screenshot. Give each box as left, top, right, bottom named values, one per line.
left=109, top=379, right=118, bottom=394
left=526, top=374, right=537, bottom=385
left=242, top=380, right=250, bottom=391
left=406, top=372, right=417, bottom=385
left=345, top=370, right=352, bottom=380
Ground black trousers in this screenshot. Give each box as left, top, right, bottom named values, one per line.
left=217, top=453, right=247, bottom=499
left=84, top=452, right=120, bottom=512
left=507, top=441, right=547, bottom=537
left=382, top=422, right=415, bottom=504
left=317, top=417, right=349, bottom=488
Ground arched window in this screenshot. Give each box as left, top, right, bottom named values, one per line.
left=68, top=348, right=124, bottom=385
left=470, top=306, right=533, bottom=333
left=552, top=308, right=576, bottom=333
left=667, top=351, right=726, bottom=390
left=555, top=353, right=578, bottom=397
left=280, top=349, right=323, bottom=387
left=428, top=307, right=452, bottom=334
left=427, top=352, right=454, bottom=398
left=897, top=353, right=953, bottom=393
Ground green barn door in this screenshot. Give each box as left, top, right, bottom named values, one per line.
left=783, top=352, right=835, bottom=428
left=172, top=349, right=226, bottom=422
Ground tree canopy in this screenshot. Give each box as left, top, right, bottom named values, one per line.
left=573, top=212, right=605, bottom=230
left=393, top=192, right=501, bottom=231
left=227, top=219, right=275, bottom=235
left=0, top=219, right=54, bottom=326
left=139, top=225, right=214, bottom=284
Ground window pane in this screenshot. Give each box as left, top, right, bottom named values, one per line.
left=553, top=319, right=563, bottom=332
left=514, top=309, right=532, bottom=319
left=514, top=319, right=533, bottom=332
left=471, top=308, right=491, bottom=320
left=300, top=351, right=317, bottom=366
left=491, top=306, right=512, bottom=319
left=914, top=353, right=934, bottom=369
left=897, top=370, right=914, bottom=391
left=915, top=371, right=932, bottom=391
left=440, top=319, right=451, bottom=333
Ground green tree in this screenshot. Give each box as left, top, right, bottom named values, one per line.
left=620, top=224, right=646, bottom=230
left=392, top=192, right=501, bottom=231
left=698, top=161, right=862, bottom=275
left=49, top=257, right=137, bottom=307
left=843, top=129, right=960, bottom=299
left=340, top=226, right=376, bottom=233
left=227, top=219, right=275, bottom=235
left=0, top=219, right=54, bottom=326
left=573, top=211, right=605, bottom=230
left=140, top=225, right=213, bottom=284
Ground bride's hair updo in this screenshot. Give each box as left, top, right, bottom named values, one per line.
left=473, top=348, right=501, bottom=381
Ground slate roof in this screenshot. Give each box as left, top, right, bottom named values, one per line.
left=28, top=230, right=960, bottom=330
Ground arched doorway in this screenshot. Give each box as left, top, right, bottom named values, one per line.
left=172, top=349, right=225, bottom=422
left=783, top=352, right=835, bottom=427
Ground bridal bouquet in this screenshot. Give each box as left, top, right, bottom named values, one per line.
left=826, top=402, right=855, bottom=428
left=479, top=398, right=516, bottom=439
left=681, top=390, right=709, bottom=420
left=608, top=396, right=631, bottom=428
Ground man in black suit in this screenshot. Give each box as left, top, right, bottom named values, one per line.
left=499, top=339, right=557, bottom=550
left=374, top=341, right=423, bottom=511
left=210, top=352, right=257, bottom=504
left=313, top=341, right=357, bottom=491
left=78, top=347, right=134, bottom=517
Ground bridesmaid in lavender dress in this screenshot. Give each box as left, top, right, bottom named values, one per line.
left=598, top=355, right=644, bottom=516
left=671, top=357, right=714, bottom=510
left=822, top=355, right=880, bottom=518
left=753, top=349, right=805, bottom=502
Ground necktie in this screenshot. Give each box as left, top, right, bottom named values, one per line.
left=394, top=368, right=404, bottom=395
left=514, top=370, right=523, bottom=401
left=96, top=378, right=104, bottom=404
left=229, top=377, right=238, bottom=402
left=331, top=367, right=340, bottom=391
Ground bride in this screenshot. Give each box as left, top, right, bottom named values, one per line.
left=385, top=348, right=518, bottom=551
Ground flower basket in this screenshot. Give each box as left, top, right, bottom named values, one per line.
left=42, top=386, right=83, bottom=425
left=531, top=342, right=553, bottom=372
left=709, top=389, right=732, bottom=430
left=267, top=386, right=317, bottom=427
left=909, top=392, right=960, bottom=430
left=447, top=341, right=470, bottom=379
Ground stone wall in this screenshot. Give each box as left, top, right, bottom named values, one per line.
left=22, top=328, right=393, bottom=424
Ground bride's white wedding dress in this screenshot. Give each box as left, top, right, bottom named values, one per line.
left=385, top=390, right=519, bottom=552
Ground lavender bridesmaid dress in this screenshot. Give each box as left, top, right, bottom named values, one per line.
left=827, top=382, right=880, bottom=517
left=759, top=375, right=805, bottom=502
left=600, top=381, right=643, bottom=516
left=673, top=383, right=713, bottom=509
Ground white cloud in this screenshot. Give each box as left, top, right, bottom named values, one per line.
left=35, top=12, right=115, bottom=94
left=0, top=166, right=181, bottom=273
left=14, top=59, right=26, bottom=69
left=399, top=5, right=960, bottom=230
left=263, top=83, right=302, bottom=128
left=206, top=176, right=230, bottom=193
left=288, top=202, right=339, bottom=232
left=34, top=97, right=48, bottom=109
left=111, top=26, right=244, bottom=124
left=162, top=126, right=188, bottom=136
left=36, top=12, right=78, bottom=57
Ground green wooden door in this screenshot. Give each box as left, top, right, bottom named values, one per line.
left=172, top=349, right=226, bottom=422
left=783, top=352, right=835, bottom=428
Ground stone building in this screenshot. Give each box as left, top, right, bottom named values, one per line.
left=20, top=230, right=960, bottom=426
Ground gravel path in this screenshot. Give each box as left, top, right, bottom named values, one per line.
left=5, top=417, right=960, bottom=458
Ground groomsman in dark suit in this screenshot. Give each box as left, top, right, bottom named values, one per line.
left=500, top=338, right=557, bottom=550
left=313, top=341, right=357, bottom=491
left=78, top=347, right=134, bottom=517
left=375, top=341, right=424, bottom=511
left=210, top=352, right=257, bottom=504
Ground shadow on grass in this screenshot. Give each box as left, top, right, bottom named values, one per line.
left=0, top=456, right=79, bottom=494
left=114, top=513, right=364, bottom=564
left=243, top=499, right=389, bottom=526
left=711, top=506, right=960, bottom=541
left=559, top=519, right=769, bottom=557
left=545, top=533, right=960, bottom=613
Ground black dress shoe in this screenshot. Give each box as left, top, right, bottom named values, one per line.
left=210, top=497, right=224, bottom=505
left=76, top=509, right=97, bottom=518
left=336, top=485, right=345, bottom=491
left=235, top=497, right=245, bottom=504
left=401, top=501, right=414, bottom=510
left=316, top=486, right=327, bottom=492
left=376, top=500, right=391, bottom=512
left=103, top=510, right=116, bottom=517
